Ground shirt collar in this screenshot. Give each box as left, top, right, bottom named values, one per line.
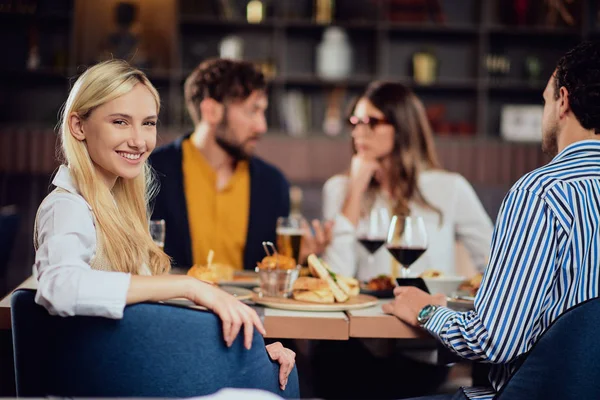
left=52, top=165, right=93, bottom=210
left=553, top=139, right=600, bottom=162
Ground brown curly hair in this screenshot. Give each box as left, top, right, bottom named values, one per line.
left=184, top=58, right=266, bottom=123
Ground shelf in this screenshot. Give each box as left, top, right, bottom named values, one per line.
left=0, top=11, right=73, bottom=24
left=179, top=15, right=276, bottom=29
left=375, top=77, right=478, bottom=91
left=486, top=79, right=548, bottom=93
left=387, top=23, right=478, bottom=35
left=273, top=74, right=373, bottom=88
left=410, top=79, right=478, bottom=91
left=0, top=68, right=73, bottom=82
left=283, top=19, right=377, bottom=30
left=487, top=24, right=580, bottom=38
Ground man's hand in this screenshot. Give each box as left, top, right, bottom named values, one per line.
left=265, top=342, right=296, bottom=390
left=299, top=219, right=334, bottom=264
left=382, top=286, right=447, bottom=327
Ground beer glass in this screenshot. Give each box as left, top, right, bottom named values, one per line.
left=276, top=216, right=304, bottom=267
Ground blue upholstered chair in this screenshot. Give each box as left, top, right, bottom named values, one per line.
left=11, top=289, right=299, bottom=398
left=443, top=297, right=600, bottom=400
left=494, top=297, right=600, bottom=399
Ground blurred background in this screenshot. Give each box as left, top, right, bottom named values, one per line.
left=0, top=0, right=593, bottom=295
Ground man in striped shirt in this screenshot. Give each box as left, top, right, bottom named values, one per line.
left=383, top=41, right=600, bottom=399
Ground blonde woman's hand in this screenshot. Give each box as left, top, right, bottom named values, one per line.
left=266, top=342, right=296, bottom=390
left=188, top=280, right=266, bottom=348
left=349, top=155, right=380, bottom=194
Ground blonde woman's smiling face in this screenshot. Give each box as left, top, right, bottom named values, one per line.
left=70, top=83, right=158, bottom=187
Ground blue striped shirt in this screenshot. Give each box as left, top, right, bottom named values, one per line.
left=425, top=140, right=600, bottom=399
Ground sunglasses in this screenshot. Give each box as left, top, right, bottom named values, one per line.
left=348, top=115, right=390, bottom=129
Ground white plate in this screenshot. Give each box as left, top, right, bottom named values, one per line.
left=161, top=287, right=253, bottom=310
left=252, top=294, right=379, bottom=312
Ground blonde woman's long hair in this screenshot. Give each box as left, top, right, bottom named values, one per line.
left=58, top=59, right=170, bottom=275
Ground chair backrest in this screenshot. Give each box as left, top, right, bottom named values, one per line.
left=496, top=297, right=600, bottom=399
left=11, top=289, right=299, bottom=398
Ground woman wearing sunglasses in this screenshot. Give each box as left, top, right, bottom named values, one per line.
left=322, top=81, right=493, bottom=282
left=315, top=82, right=494, bottom=398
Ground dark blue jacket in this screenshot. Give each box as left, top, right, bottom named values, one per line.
left=149, top=134, right=290, bottom=271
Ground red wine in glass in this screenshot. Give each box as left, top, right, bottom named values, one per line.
left=386, top=246, right=426, bottom=267
left=358, top=238, right=385, bottom=254
left=386, top=215, right=428, bottom=278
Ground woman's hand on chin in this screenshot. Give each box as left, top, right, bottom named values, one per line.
left=349, top=155, right=380, bottom=193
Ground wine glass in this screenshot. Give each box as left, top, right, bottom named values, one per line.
left=357, top=208, right=390, bottom=271
left=386, top=215, right=428, bottom=278
left=150, top=219, right=166, bottom=250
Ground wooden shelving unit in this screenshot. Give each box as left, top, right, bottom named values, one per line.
left=0, top=0, right=596, bottom=139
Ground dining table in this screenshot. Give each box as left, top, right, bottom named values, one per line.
left=0, top=274, right=431, bottom=340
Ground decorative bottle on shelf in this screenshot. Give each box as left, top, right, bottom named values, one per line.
left=246, top=0, right=264, bottom=24
left=315, top=0, right=334, bottom=24
left=412, top=50, right=438, bottom=85
left=219, top=35, right=244, bottom=60
left=316, top=27, right=352, bottom=81
left=27, top=46, right=40, bottom=71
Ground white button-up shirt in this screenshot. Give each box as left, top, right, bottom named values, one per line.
left=323, top=170, right=494, bottom=281
left=33, top=165, right=131, bottom=319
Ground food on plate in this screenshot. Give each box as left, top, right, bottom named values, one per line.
left=307, top=255, right=349, bottom=302
left=256, top=254, right=297, bottom=270
left=187, top=263, right=234, bottom=284
left=292, top=277, right=335, bottom=303
left=366, top=275, right=395, bottom=291
left=420, top=269, right=444, bottom=279
left=458, top=273, right=483, bottom=296
left=187, top=265, right=218, bottom=284
left=287, top=254, right=360, bottom=304
left=336, top=274, right=360, bottom=296
left=187, top=249, right=235, bottom=284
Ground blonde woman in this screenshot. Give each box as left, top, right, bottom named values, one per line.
left=33, top=60, right=295, bottom=390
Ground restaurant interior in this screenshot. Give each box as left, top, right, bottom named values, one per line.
left=0, top=0, right=597, bottom=399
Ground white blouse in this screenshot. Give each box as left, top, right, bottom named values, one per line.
left=33, top=165, right=131, bottom=319
left=322, top=170, right=494, bottom=282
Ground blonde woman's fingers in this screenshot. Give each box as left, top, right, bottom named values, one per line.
left=228, top=309, right=242, bottom=346
left=242, top=311, right=254, bottom=350
left=247, top=305, right=266, bottom=336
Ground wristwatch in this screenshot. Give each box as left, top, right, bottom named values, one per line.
left=417, top=304, right=439, bottom=326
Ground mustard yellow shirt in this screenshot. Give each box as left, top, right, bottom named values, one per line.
left=182, top=139, right=250, bottom=270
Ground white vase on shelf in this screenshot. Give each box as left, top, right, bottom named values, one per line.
left=316, top=27, right=352, bottom=81
left=219, top=35, right=244, bottom=60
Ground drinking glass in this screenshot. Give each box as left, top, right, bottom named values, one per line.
left=276, top=216, right=304, bottom=266
left=356, top=207, right=390, bottom=271
left=150, top=219, right=166, bottom=250
left=386, top=215, right=428, bottom=278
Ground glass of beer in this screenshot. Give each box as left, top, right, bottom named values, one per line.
left=150, top=219, right=166, bottom=250
left=276, top=216, right=304, bottom=267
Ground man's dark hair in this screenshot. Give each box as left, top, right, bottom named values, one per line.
left=184, top=58, right=266, bottom=123
left=554, top=41, right=600, bottom=134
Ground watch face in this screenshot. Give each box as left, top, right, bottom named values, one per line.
left=418, top=305, right=435, bottom=324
